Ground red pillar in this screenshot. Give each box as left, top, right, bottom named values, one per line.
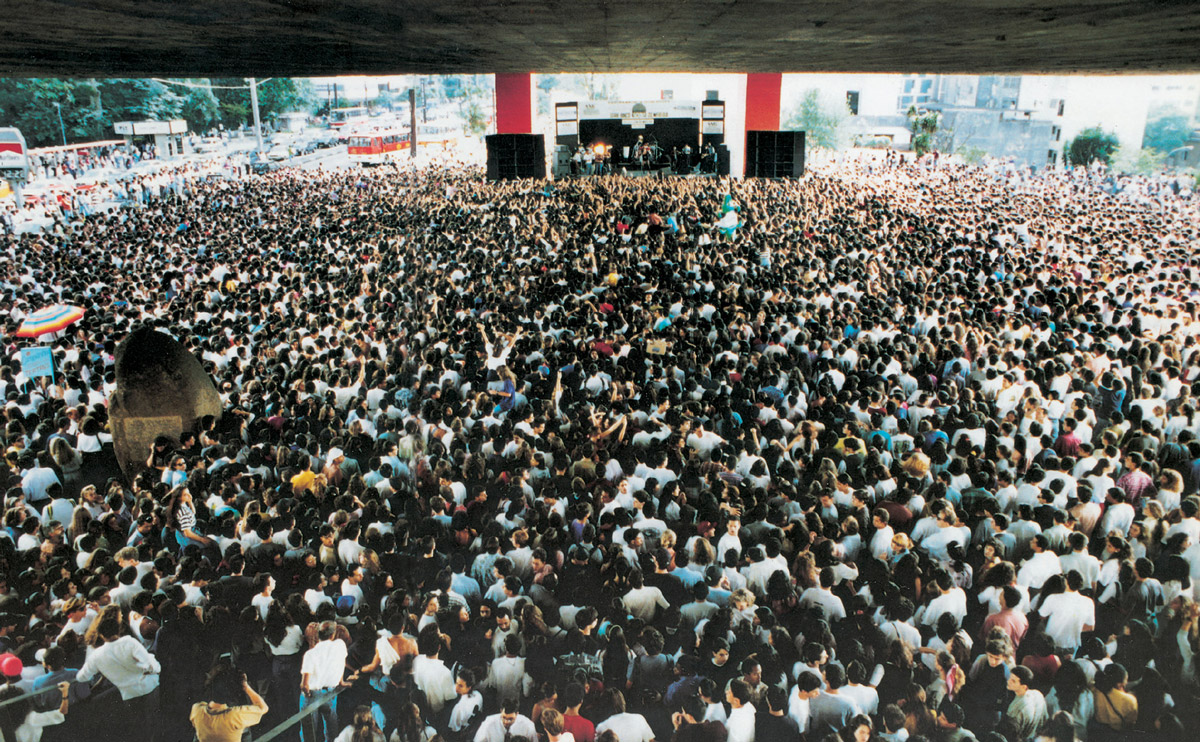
left=494, top=73, right=533, bottom=134
left=745, top=73, right=783, bottom=133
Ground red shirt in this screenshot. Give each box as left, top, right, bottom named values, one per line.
left=563, top=713, right=595, bottom=742
left=982, top=608, right=1029, bottom=650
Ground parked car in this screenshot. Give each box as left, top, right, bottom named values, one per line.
left=247, top=152, right=275, bottom=174
left=266, top=142, right=292, bottom=161
left=194, top=137, right=223, bottom=154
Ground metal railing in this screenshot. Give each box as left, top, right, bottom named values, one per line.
left=255, top=685, right=348, bottom=742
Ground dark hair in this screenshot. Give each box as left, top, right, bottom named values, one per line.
left=204, top=656, right=250, bottom=706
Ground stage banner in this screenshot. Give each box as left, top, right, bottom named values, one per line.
left=579, top=101, right=702, bottom=125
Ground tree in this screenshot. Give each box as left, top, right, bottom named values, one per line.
left=210, top=77, right=251, bottom=127
left=906, top=105, right=941, bottom=157
left=783, top=89, right=850, bottom=152
left=458, top=75, right=493, bottom=137
left=205, top=78, right=316, bottom=128
left=1143, top=105, right=1192, bottom=154
left=1111, top=145, right=1165, bottom=176
left=178, top=81, right=221, bottom=133
left=1066, top=127, right=1118, bottom=167
left=256, top=78, right=318, bottom=118
left=535, top=74, right=560, bottom=117
left=957, top=146, right=988, bottom=166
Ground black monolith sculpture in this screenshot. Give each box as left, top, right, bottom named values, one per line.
left=109, top=327, right=223, bottom=478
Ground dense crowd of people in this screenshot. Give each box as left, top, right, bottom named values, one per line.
left=0, top=153, right=1199, bottom=742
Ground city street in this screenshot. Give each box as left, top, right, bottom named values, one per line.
left=6, top=128, right=485, bottom=233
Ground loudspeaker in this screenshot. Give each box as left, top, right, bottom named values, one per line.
left=744, top=130, right=805, bottom=178
left=486, top=134, right=547, bottom=180
left=714, top=145, right=731, bottom=176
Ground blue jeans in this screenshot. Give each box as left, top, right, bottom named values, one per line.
left=300, top=688, right=338, bottom=742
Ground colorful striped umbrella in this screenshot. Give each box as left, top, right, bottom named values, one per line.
left=16, top=304, right=85, bottom=338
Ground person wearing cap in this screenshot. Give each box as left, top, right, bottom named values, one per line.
left=321, top=448, right=348, bottom=489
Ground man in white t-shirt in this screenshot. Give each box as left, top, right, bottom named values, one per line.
left=595, top=690, right=656, bottom=742
left=622, top=570, right=669, bottom=622
left=1037, top=571, right=1095, bottom=651
left=1016, top=536, right=1062, bottom=590
left=300, top=621, right=349, bottom=742
left=686, top=421, right=725, bottom=461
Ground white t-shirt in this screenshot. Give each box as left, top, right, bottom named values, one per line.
left=1038, top=592, right=1094, bottom=649
left=301, top=639, right=348, bottom=691
left=596, top=713, right=655, bottom=742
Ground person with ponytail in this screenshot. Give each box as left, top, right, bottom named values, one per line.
left=334, top=704, right=386, bottom=742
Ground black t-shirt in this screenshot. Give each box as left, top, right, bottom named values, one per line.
left=755, top=713, right=801, bottom=742
left=672, top=721, right=727, bottom=742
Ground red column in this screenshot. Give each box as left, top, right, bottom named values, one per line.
left=745, top=73, right=782, bottom=133
left=494, top=73, right=533, bottom=134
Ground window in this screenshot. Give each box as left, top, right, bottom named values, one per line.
left=1057, top=100, right=1065, bottom=116
left=1051, top=126, right=1061, bottom=142
left=1047, top=150, right=1058, bottom=166
left=846, top=91, right=860, bottom=116
left=920, top=79, right=932, bottom=93
left=904, top=80, right=914, bottom=93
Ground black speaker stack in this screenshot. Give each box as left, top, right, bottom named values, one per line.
left=486, top=134, right=547, bottom=180
left=744, top=130, right=805, bottom=178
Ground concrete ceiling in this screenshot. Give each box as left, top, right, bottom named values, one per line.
left=4, top=1, right=1200, bottom=77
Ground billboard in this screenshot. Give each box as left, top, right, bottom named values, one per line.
left=0, top=128, right=28, bottom=182
left=114, top=120, right=188, bottom=136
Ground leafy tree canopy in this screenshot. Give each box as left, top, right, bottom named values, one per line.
left=1066, top=127, right=1119, bottom=167
left=1143, top=104, right=1193, bottom=155
left=783, top=89, right=850, bottom=152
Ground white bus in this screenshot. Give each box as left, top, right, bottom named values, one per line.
left=329, top=106, right=369, bottom=131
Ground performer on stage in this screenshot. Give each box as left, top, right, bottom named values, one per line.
left=701, top=142, right=717, bottom=174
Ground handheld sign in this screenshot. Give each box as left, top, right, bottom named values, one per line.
left=19, top=346, right=54, bottom=387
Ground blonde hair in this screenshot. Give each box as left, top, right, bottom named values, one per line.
left=901, top=451, right=930, bottom=478
left=541, top=709, right=565, bottom=736
left=731, top=588, right=756, bottom=608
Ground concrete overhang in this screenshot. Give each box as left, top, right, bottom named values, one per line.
left=3, top=1, right=1199, bottom=77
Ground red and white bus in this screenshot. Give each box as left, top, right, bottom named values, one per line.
left=347, top=130, right=411, bottom=165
